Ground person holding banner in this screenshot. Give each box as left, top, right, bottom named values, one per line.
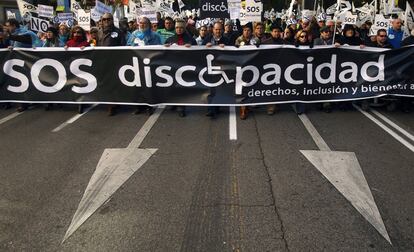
left=165, top=19, right=197, bottom=117
left=367, top=29, right=392, bottom=48
left=42, top=27, right=60, bottom=47
left=292, top=29, right=313, bottom=115
left=128, top=17, right=162, bottom=46
left=2, top=19, right=41, bottom=49
left=40, top=26, right=62, bottom=111
left=202, top=21, right=231, bottom=119
left=335, top=25, right=364, bottom=47
left=253, top=22, right=270, bottom=43
left=3, top=18, right=41, bottom=112
left=203, top=22, right=230, bottom=47
left=294, top=29, right=313, bottom=47
left=58, top=24, right=70, bottom=47
left=157, top=17, right=176, bottom=44
left=223, top=20, right=239, bottom=45
left=64, top=26, right=90, bottom=114
left=387, top=18, right=404, bottom=49
left=195, top=25, right=208, bottom=45
left=96, top=13, right=126, bottom=116
left=282, top=27, right=294, bottom=44
left=313, top=26, right=334, bottom=46
left=235, top=23, right=260, bottom=120
left=97, top=13, right=126, bottom=47
left=128, top=17, right=162, bottom=116
left=262, top=24, right=284, bottom=115
left=263, top=25, right=284, bottom=45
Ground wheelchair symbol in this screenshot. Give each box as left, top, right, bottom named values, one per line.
left=198, top=54, right=234, bottom=87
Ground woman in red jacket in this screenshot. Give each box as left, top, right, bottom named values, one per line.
left=65, top=26, right=89, bottom=113
left=65, top=26, right=89, bottom=48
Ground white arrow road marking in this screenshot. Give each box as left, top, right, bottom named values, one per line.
left=62, top=106, right=165, bottom=243
left=297, top=113, right=392, bottom=245
left=52, top=104, right=99, bottom=132
left=297, top=111, right=330, bottom=151
left=229, top=106, right=237, bottom=140
left=354, top=105, right=414, bottom=153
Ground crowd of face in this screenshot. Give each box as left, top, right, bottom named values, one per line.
left=0, top=12, right=413, bottom=119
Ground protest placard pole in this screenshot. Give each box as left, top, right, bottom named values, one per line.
left=332, top=0, right=341, bottom=45
left=287, top=0, right=295, bottom=18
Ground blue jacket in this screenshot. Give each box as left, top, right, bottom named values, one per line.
left=127, top=29, right=162, bottom=46
left=9, top=27, right=42, bottom=48
left=387, top=28, right=403, bottom=49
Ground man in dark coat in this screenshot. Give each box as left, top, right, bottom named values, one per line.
left=165, top=19, right=197, bottom=117
left=201, top=21, right=231, bottom=119
left=202, top=21, right=230, bottom=47
left=96, top=13, right=126, bottom=116
left=96, top=13, right=126, bottom=47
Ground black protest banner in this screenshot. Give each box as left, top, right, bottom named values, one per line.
left=199, top=0, right=230, bottom=19
left=0, top=45, right=413, bottom=106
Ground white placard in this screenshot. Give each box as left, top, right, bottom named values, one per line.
left=228, top=0, right=241, bottom=20
left=37, top=4, right=54, bottom=18
left=30, top=16, right=49, bottom=32
left=343, top=11, right=357, bottom=24
left=95, top=0, right=113, bottom=16
left=90, top=8, right=102, bottom=22
left=195, top=18, right=214, bottom=29
left=244, top=0, right=263, bottom=22
left=239, top=8, right=247, bottom=25
left=78, top=9, right=91, bottom=31
left=58, top=13, right=74, bottom=22
left=17, top=0, right=37, bottom=15
left=71, top=0, right=82, bottom=13
left=137, top=6, right=158, bottom=23
left=178, top=0, right=186, bottom=10
left=405, top=3, right=414, bottom=30
left=370, top=14, right=390, bottom=35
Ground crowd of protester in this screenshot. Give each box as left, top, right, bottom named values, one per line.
left=0, top=11, right=413, bottom=119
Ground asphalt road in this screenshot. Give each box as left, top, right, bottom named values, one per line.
left=0, top=103, right=413, bottom=251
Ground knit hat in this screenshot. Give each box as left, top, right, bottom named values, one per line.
left=46, top=26, right=58, bottom=36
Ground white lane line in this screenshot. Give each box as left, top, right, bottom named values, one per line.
left=127, top=106, right=165, bottom=148
left=370, top=109, right=414, bottom=142
left=229, top=106, right=237, bottom=140
left=297, top=113, right=331, bottom=151
left=52, top=104, right=98, bottom=133
left=0, top=111, right=24, bottom=126
left=354, top=105, right=414, bottom=153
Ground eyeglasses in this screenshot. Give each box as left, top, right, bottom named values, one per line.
left=102, top=18, right=112, bottom=21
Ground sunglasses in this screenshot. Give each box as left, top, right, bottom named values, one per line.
left=299, top=35, right=306, bottom=38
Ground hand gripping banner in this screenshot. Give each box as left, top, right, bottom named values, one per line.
left=0, top=45, right=413, bottom=106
